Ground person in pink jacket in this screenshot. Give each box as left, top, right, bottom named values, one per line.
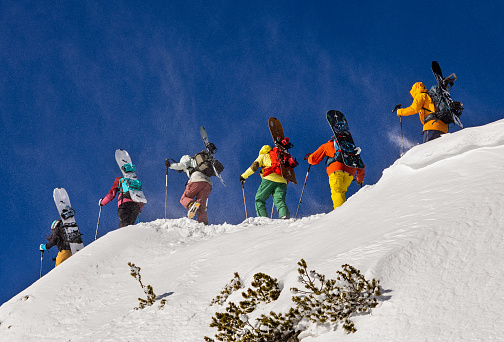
left=99, top=177, right=145, bottom=228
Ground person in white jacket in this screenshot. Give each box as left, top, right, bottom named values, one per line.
left=166, top=155, right=212, bottom=225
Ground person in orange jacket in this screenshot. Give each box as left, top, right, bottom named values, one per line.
left=307, top=139, right=365, bottom=209
left=396, top=81, right=448, bottom=143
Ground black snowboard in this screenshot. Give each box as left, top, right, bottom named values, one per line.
left=326, top=110, right=365, bottom=169
left=431, top=61, right=463, bottom=128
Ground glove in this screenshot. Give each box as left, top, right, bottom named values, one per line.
left=356, top=180, right=364, bottom=186
left=40, top=244, right=47, bottom=252
left=165, top=159, right=171, bottom=167
left=392, top=104, right=402, bottom=114
left=239, top=175, right=246, bottom=183
left=98, top=198, right=104, bottom=206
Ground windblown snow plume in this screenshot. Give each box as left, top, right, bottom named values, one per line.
left=387, top=131, right=416, bottom=154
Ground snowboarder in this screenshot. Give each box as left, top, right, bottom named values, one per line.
left=99, top=176, right=145, bottom=228
left=240, top=144, right=293, bottom=219
left=306, top=138, right=365, bottom=209
left=39, top=219, right=72, bottom=267
left=166, top=155, right=212, bottom=225
left=396, top=82, right=448, bottom=143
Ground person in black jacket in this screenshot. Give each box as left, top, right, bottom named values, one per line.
left=39, top=219, right=72, bottom=267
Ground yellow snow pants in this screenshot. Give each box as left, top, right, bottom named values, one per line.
left=55, top=250, right=72, bottom=267
left=329, top=171, right=354, bottom=209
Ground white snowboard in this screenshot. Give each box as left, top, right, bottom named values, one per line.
left=114, top=149, right=147, bottom=203
left=53, top=187, right=84, bottom=255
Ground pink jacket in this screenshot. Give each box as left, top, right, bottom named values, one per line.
left=101, top=177, right=144, bottom=210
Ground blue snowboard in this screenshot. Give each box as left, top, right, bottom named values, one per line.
left=326, top=110, right=365, bottom=169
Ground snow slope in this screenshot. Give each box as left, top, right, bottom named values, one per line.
left=1, top=120, right=504, bottom=341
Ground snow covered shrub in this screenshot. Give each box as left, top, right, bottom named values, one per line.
left=211, top=272, right=244, bottom=306
left=205, top=272, right=297, bottom=341
left=128, top=262, right=167, bottom=310
left=205, top=260, right=382, bottom=341
left=291, top=259, right=381, bottom=334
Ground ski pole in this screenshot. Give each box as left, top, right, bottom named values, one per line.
left=271, top=202, right=274, bottom=219
left=393, top=104, right=404, bottom=156
left=165, top=160, right=169, bottom=220
left=400, top=117, right=405, bottom=156
left=40, top=250, right=44, bottom=279
left=295, top=164, right=311, bottom=219
left=95, top=205, right=102, bottom=241
left=241, top=180, right=248, bottom=219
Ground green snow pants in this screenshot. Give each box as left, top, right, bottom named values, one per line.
left=255, top=178, right=290, bottom=219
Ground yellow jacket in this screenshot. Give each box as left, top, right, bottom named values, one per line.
left=241, top=145, right=287, bottom=184
left=397, top=82, right=448, bottom=133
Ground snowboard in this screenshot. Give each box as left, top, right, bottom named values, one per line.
left=268, top=117, right=297, bottom=184
left=200, top=126, right=226, bottom=186
left=53, top=187, right=84, bottom=255
left=326, top=110, right=365, bottom=169
left=431, top=61, right=463, bottom=128
left=115, top=149, right=147, bottom=203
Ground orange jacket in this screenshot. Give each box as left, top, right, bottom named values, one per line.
left=307, top=140, right=364, bottom=183
left=397, top=82, right=448, bottom=133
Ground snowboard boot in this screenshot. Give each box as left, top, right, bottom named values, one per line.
left=187, top=201, right=200, bottom=219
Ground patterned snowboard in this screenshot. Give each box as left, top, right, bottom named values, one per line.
left=326, top=110, right=365, bottom=169
left=431, top=61, right=463, bottom=128
left=53, top=187, right=84, bottom=255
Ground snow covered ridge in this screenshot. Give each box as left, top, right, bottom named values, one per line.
left=2, top=119, right=504, bottom=341
left=394, top=118, right=504, bottom=170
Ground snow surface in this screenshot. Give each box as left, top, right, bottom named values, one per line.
left=2, top=120, right=504, bottom=341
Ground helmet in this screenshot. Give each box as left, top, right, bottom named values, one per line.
left=180, top=155, right=192, bottom=164
left=51, top=219, right=62, bottom=231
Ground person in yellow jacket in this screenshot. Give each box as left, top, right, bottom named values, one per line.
left=307, top=139, right=365, bottom=209
left=397, top=82, right=448, bottom=143
left=240, top=145, right=290, bottom=219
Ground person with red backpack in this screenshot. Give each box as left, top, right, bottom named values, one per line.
left=99, top=177, right=145, bottom=228
left=307, top=138, right=365, bottom=209
left=240, top=142, right=296, bottom=219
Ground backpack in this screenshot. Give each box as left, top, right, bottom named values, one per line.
left=192, top=151, right=224, bottom=177
left=119, top=177, right=143, bottom=200
left=425, top=85, right=463, bottom=125
left=262, top=147, right=298, bottom=178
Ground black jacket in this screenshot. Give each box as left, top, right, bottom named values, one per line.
left=46, top=225, right=70, bottom=251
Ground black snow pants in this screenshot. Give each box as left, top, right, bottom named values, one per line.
left=117, top=201, right=141, bottom=228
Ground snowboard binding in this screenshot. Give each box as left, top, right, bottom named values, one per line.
left=121, top=163, right=136, bottom=173
left=443, top=73, right=457, bottom=90
left=275, top=136, right=293, bottom=150
left=60, top=207, right=75, bottom=220
left=206, top=142, right=217, bottom=154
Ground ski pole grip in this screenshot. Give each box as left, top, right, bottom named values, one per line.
left=392, top=104, right=402, bottom=113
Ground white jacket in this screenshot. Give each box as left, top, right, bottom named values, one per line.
left=169, top=155, right=213, bottom=186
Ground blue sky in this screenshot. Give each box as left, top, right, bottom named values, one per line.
left=1, top=0, right=503, bottom=305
